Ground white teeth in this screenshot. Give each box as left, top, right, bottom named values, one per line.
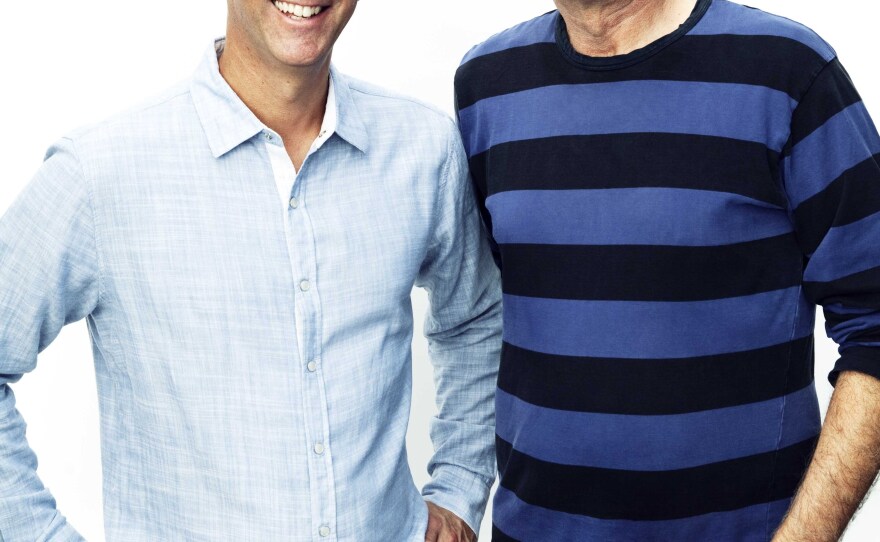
left=273, top=1, right=324, bottom=19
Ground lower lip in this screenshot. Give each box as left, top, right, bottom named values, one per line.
left=273, top=4, right=330, bottom=25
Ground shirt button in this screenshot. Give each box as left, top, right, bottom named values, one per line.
left=318, top=526, right=331, bottom=537
left=289, top=197, right=299, bottom=209
left=314, top=442, right=326, bottom=455
left=307, top=361, right=318, bottom=372
left=300, top=280, right=311, bottom=292
left=264, top=133, right=274, bottom=142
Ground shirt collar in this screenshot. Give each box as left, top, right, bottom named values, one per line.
left=329, top=64, right=369, bottom=153
left=191, top=38, right=368, bottom=158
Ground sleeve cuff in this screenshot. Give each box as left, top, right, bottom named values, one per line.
left=421, top=463, right=494, bottom=536
left=828, top=346, right=880, bottom=386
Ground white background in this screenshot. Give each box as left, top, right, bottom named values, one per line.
left=0, top=1, right=878, bottom=540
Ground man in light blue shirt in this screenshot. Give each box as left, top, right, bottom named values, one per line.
left=0, top=1, right=501, bottom=540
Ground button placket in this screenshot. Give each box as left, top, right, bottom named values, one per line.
left=262, top=135, right=336, bottom=538
left=286, top=166, right=337, bottom=540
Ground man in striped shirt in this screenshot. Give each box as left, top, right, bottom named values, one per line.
left=455, top=0, right=880, bottom=540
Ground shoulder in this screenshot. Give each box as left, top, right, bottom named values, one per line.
left=459, top=10, right=558, bottom=67
left=454, top=11, right=558, bottom=112
left=64, top=80, right=197, bottom=155
left=693, top=0, right=836, bottom=62
left=337, top=74, right=468, bottom=186
left=345, top=75, right=452, bottom=125
left=341, top=74, right=458, bottom=147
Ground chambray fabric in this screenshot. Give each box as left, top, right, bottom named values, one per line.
left=0, top=39, right=501, bottom=542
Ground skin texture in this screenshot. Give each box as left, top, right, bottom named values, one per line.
left=221, top=0, right=358, bottom=168
left=425, top=502, right=477, bottom=542
left=773, top=371, right=880, bottom=542
left=553, top=0, right=697, bottom=57
left=220, top=1, right=475, bottom=539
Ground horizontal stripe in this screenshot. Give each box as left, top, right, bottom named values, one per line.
left=456, top=35, right=825, bottom=110
left=804, top=265, right=880, bottom=309
left=825, top=304, right=877, bottom=316
left=784, top=102, right=880, bottom=207
left=470, top=133, right=785, bottom=205
left=793, top=154, right=880, bottom=255
left=459, top=81, right=796, bottom=156
left=804, top=211, right=880, bottom=282
left=493, top=486, right=792, bottom=542
left=690, top=0, right=835, bottom=61
left=487, top=188, right=792, bottom=247
left=825, top=311, right=880, bottom=347
left=495, top=385, right=819, bottom=471
left=460, top=12, right=556, bottom=65
left=498, top=337, right=814, bottom=415
left=830, top=348, right=880, bottom=385
left=503, top=288, right=812, bottom=359
left=825, top=306, right=880, bottom=325
left=788, top=59, right=863, bottom=147
left=825, top=309, right=880, bottom=348
left=840, top=345, right=880, bottom=359
left=499, top=234, right=802, bottom=301
left=497, top=435, right=818, bottom=520
left=830, top=349, right=880, bottom=390
left=491, top=526, right=520, bottom=542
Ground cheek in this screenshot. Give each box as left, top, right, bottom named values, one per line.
left=231, top=1, right=272, bottom=41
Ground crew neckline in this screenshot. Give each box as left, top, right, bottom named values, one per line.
left=555, top=0, right=713, bottom=71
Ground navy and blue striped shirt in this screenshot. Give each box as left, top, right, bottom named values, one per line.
left=454, top=0, right=880, bottom=540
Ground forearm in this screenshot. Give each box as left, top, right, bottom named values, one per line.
left=0, top=384, right=83, bottom=541
left=773, top=371, right=880, bottom=542
left=422, top=297, right=502, bottom=533
left=417, top=121, right=503, bottom=532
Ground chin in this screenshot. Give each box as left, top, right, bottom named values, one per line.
left=271, top=44, right=330, bottom=69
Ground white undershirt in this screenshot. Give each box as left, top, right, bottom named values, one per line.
left=263, top=77, right=338, bottom=210
left=261, top=77, right=337, bottom=365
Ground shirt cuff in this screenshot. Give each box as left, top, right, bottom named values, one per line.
left=421, top=463, right=494, bottom=536
left=828, top=346, right=880, bottom=386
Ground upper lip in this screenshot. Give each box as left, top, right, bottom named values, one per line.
left=273, top=1, right=332, bottom=6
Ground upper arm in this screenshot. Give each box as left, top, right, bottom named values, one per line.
left=0, top=137, right=101, bottom=380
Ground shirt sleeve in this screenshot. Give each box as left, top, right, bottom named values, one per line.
left=415, top=119, right=503, bottom=534
left=781, top=58, right=880, bottom=385
left=0, top=138, right=98, bottom=541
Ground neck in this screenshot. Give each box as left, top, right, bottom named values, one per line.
left=218, top=31, right=328, bottom=151
left=556, top=0, right=697, bottom=57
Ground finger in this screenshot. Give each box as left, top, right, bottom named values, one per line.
left=424, top=520, right=441, bottom=542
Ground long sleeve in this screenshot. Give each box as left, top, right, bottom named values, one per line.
left=0, top=138, right=99, bottom=541
left=782, top=57, right=880, bottom=385
left=416, top=120, right=503, bottom=534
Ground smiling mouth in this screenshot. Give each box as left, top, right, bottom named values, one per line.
left=272, top=1, right=329, bottom=20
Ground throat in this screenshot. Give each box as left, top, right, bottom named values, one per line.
left=560, top=0, right=697, bottom=57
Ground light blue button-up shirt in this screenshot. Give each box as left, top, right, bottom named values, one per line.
left=0, top=39, right=501, bottom=541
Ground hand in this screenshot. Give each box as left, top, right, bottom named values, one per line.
left=424, top=501, right=477, bottom=542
